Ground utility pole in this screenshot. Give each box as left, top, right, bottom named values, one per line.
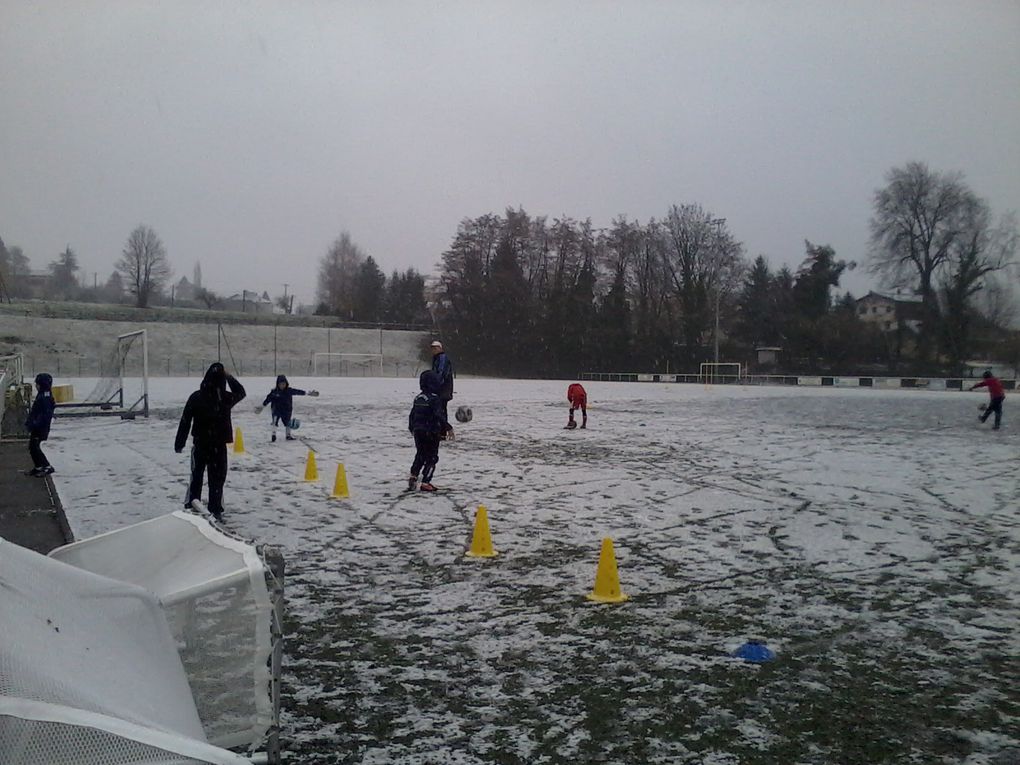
left=710, top=218, right=727, bottom=369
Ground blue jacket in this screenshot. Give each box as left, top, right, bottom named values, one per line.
left=26, top=373, right=56, bottom=440
left=262, top=375, right=307, bottom=420
left=409, top=371, right=448, bottom=434
left=431, top=352, right=454, bottom=401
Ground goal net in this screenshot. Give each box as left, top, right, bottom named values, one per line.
left=60, top=330, right=149, bottom=417
left=1, top=535, right=255, bottom=765
left=700, top=362, right=743, bottom=384
left=313, top=352, right=384, bottom=377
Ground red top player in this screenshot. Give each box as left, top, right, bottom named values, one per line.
left=566, top=383, right=587, bottom=429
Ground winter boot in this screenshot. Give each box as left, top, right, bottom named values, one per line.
left=419, top=483, right=437, bottom=492
left=407, top=474, right=418, bottom=491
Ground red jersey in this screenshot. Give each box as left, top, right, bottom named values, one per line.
left=975, top=376, right=1005, bottom=398
left=567, top=383, right=587, bottom=407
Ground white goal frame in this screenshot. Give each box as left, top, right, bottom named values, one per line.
left=700, top=362, right=742, bottom=384
left=313, top=352, right=384, bottom=377
left=58, top=329, right=149, bottom=418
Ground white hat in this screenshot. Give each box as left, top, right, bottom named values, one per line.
left=430, top=340, right=443, bottom=349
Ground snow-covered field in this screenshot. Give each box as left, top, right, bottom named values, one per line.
left=47, top=378, right=1020, bottom=764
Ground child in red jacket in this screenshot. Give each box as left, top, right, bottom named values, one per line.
left=970, top=370, right=1005, bottom=430
left=566, top=383, right=587, bottom=429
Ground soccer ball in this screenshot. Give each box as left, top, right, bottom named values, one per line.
left=455, top=406, right=472, bottom=423
left=289, top=418, right=301, bottom=430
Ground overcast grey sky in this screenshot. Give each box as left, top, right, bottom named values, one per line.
left=2, top=1, right=1018, bottom=304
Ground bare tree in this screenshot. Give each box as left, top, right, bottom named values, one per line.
left=869, top=162, right=972, bottom=360
left=316, top=232, right=365, bottom=317
left=870, top=162, right=1017, bottom=365
left=194, top=287, right=221, bottom=309
left=661, top=204, right=745, bottom=350
left=117, top=225, right=171, bottom=308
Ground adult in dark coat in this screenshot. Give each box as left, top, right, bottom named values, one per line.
left=25, top=373, right=56, bottom=476
left=430, top=340, right=455, bottom=438
left=174, top=362, right=246, bottom=519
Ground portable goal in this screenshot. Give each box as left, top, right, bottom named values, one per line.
left=58, top=329, right=149, bottom=418
left=699, top=362, right=743, bottom=384
left=313, top=352, right=384, bottom=377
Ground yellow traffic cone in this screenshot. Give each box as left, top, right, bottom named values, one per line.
left=233, top=427, right=245, bottom=454
left=304, top=450, right=318, bottom=481
left=465, top=505, right=498, bottom=558
left=587, top=537, right=629, bottom=603
left=330, top=463, right=350, bottom=499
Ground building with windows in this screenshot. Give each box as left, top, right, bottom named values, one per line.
left=856, top=291, right=923, bottom=333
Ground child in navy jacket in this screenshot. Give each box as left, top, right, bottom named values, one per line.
left=408, top=370, right=448, bottom=492
left=258, top=375, right=318, bottom=441
left=25, top=373, right=56, bottom=476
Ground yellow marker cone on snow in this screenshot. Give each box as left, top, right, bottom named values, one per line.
left=330, top=463, right=350, bottom=499
left=233, top=427, right=245, bottom=454
left=587, top=537, right=629, bottom=603
left=304, top=450, right=318, bottom=481
left=465, top=505, right=498, bottom=558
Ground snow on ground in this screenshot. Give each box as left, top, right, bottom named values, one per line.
left=46, top=378, right=1020, bottom=764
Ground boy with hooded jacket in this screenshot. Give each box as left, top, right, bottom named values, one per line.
left=257, top=375, right=318, bottom=441
left=25, top=373, right=56, bottom=476
left=408, top=370, right=449, bottom=492
left=174, top=363, right=246, bottom=520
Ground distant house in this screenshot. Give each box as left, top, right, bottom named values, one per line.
left=174, top=276, right=198, bottom=303
left=856, top=291, right=923, bottom=333
left=221, top=290, right=278, bottom=314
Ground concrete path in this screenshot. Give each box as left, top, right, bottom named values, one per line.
left=0, top=440, right=72, bottom=553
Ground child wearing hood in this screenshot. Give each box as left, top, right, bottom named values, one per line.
left=25, top=373, right=56, bottom=477
left=257, top=375, right=319, bottom=442
left=174, top=363, right=246, bottom=520
left=408, top=370, right=449, bottom=492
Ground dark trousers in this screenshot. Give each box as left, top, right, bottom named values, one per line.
left=186, top=443, right=229, bottom=513
left=28, top=436, right=50, bottom=468
left=440, top=398, right=453, bottom=432
left=411, top=430, right=440, bottom=483
left=569, top=405, right=587, bottom=425
left=981, top=396, right=1004, bottom=428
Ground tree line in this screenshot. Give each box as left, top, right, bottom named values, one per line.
left=429, top=162, right=1017, bottom=378
left=0, top=224, right=173, bottom=309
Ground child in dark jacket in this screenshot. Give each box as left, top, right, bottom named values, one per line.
left=258, top=375, right=318, bottom=442
left=408, top=370, right=448, bottom=492
left=25, top=373, right=56, bottom=476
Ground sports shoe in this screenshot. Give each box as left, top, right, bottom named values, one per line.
left=419, top=483, right=437, bottom=492
left=41, top=466, right=55, bottom=475
left=579, top=424, right=587, bottom=429
left=209, top=509, right=224, bottom=522
left=24, top=467, right=43, bottom=477
left=271, top=433, right=277, bottom=442
left=286, top=435, right=296, bottom=441
left=407, top=474, right=418, bottom=491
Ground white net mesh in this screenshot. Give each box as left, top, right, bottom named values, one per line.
left=48, top=512, right=275, bottom=750
left=81, top=334, right=138, bottom=405
left=0, top=538, right=249, bottom=765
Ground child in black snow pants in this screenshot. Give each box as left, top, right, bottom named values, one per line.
left=258, top=375, right=318, bottom=442
left=25, top=373, right=56, bottom=477
left=174, top=363, right=246, bottom=520
left=408, top=370, right=449, bottom=492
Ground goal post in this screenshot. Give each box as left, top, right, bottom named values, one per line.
left=313, top=352, right=384, bottom=377
left=699, top=362, right=743, bottom=384
left=58, top=329, right=149, bottom=418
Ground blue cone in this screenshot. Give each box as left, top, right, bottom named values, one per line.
left=733, top=640, right=775, bottom=663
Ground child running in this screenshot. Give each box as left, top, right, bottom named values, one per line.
left=566, top=382, right=588, bottom=429
left=969, top=369, right=1005, bottom=430
left=25, top=373, right=56, bottom=477
left=257, top=375, right=318, bottom=442
left=408, top=370, right=448, bottom=492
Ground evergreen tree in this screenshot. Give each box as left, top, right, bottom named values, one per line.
left=352, top=255, right=386, bottom=322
